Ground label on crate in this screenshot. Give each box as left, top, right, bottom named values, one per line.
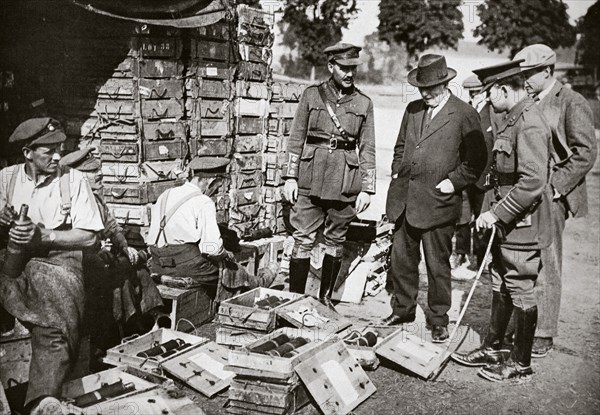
left=193, top=62, right=231, bottom=80
left=133, top=36, right=180, bottom=59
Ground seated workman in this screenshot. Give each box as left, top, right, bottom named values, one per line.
left=145, top=156, right=277, bottom=301
left=60, top=148, right=164, bottom=366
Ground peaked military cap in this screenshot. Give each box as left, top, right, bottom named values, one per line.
left=9, top=117, right=66, bottom=147
left=59, top=147, right=100, bottom=172
left=188, top=156, right=229, bottom=176
left=462, top=74, right=483, bottom=91
left=514, top=44, right=556, bottom=70
left=408, top=54, right=457, bottom=88
left=323, top=42, right=362, bottom=66
left=473, top=59, right=525, bottom=93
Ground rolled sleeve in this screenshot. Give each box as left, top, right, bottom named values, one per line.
left=197, top=200, right=224, bottom=256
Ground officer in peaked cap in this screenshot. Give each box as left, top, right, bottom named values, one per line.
left=146, top=156, right=277, bottom=300
left=452, top=60, right=553, bottom=382
left=282, top=41, right=376, bottom=309
left=511, top=44, right=597, bottom=358
left=0, top=118, right=103, bottom=413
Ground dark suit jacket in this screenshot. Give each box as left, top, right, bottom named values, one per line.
left=475, top=102, right=500, bottom=190
left=539, top=81, right=597, bottom=217
left=386, top=94, right=486, bottom=229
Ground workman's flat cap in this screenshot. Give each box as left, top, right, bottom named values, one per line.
left=323, top=42, right=362, bottom=66
left=514, top=44, right=556, bottom=70
left=473, top=59, right=525, bottom=93
left=462, top=74, right=483, bottom=90
left=9, top=117, right=66, bottom=147
left=188, top=156, right=230, bottom=175
left=59, top=147, right=100, bottom=172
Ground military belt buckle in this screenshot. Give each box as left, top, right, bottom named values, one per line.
left=328, top=138, right=338, bottom=151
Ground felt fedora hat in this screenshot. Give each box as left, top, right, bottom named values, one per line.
left=408, top=54, right=457, bottom=88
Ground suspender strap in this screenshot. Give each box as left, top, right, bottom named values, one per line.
left=7, top=165, right=18, bottom=206
left=317, top=84, right=349, bottom=140
left=154, top=189, right=204, bottom=245
left=59, top=167, right=72, bottom=216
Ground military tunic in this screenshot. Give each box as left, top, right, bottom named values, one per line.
left=283, top=80, right=376, bottom=201
left=283, top=80, right=376, bottom=258
left=485, top=97, right=552, bottom=309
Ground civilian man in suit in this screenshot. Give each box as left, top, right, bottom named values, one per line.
left=452, top=75, right=499, bottom=281
left=512, top=44, right=597, bottom=357
left=383, top=54, right=486, bottom=341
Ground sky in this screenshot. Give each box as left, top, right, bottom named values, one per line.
left=340, top=0, right=596, bottom=46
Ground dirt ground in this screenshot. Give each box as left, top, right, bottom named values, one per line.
left=186, top=88, right=600, bottom=415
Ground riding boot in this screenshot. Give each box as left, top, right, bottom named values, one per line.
left=289, top=257, right=310, bottom=294
left=319, top=254, right=342, bottom=310
left=452, top=291, right=513, bottom=366
left=478, top=305, right=537, bottom=381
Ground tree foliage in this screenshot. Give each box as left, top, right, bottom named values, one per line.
left=279, top=0, right=358, bottom=72
left=576, top=0, right=600, bottom=69
left=475, top=0, right=577, bottom=58
left=378, top=0, right=463, bottom=63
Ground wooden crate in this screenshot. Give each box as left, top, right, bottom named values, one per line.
left=217, top=288, right=303, bottom=331
left=374, top=323, right=469, bottom=379
left=338, top=326, right=400, bottom=370
left=228, top=379, right=309, bottom=414
left=160, top=341, right=235, bottom=398
left=216, top=325, right=267, bottom=347
left=157, top=285, right=214, bottom=332
left=60, top=366, right=157, bottom=414
left=103, top=328, right=209, bottom=371
left=295, top=340, right=376, bottom=415
left=228, top=327, right=334, bottom=375
left=275, top=296, right=352, bottom=335
left=0, top=332, right=31, bottom=389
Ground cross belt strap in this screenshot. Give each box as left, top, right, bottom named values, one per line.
left=317, top=84, right=349, bottom=140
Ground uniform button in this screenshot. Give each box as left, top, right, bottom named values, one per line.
left=336, top=103, right=340, bottom=107
left=416, top=145, right=420, bottom=149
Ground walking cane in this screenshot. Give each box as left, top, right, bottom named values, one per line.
left=429, top=225, right=497, bottom=379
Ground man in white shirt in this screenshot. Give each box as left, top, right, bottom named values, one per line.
left=146, top=156, right=276, bottom=300
left=0, top=118, right=104, bottom=414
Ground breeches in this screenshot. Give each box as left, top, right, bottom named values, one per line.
left=290, top=194, right=356, bottom=258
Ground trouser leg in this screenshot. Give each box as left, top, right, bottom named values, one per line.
left=535, top=198, right=567, bottom=338
left=421, top=221, right=455, bottom=326
left=25, top=325, right=72, bottom=407
left=454, top=224, right=471, bottom=256
left=289, top=195, right=325, bottom=293
left=389, top=215, right=421, bottom=320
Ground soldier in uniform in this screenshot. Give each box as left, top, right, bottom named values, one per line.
left=452, top=61, right=553, bottom=381
left=512, top=44, right=597, bottom=357
left=282, top=42, right=376, bottom=308
left=0, top=118, right=104, bottom=414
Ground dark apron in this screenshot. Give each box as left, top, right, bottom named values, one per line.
left=149, top=243, right=219, bottom=282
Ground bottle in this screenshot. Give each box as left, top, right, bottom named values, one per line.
left=1, top=205, right=30, bottom=279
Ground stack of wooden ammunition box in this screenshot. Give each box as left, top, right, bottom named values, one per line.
left=262, top=81, right=305, bottom=233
